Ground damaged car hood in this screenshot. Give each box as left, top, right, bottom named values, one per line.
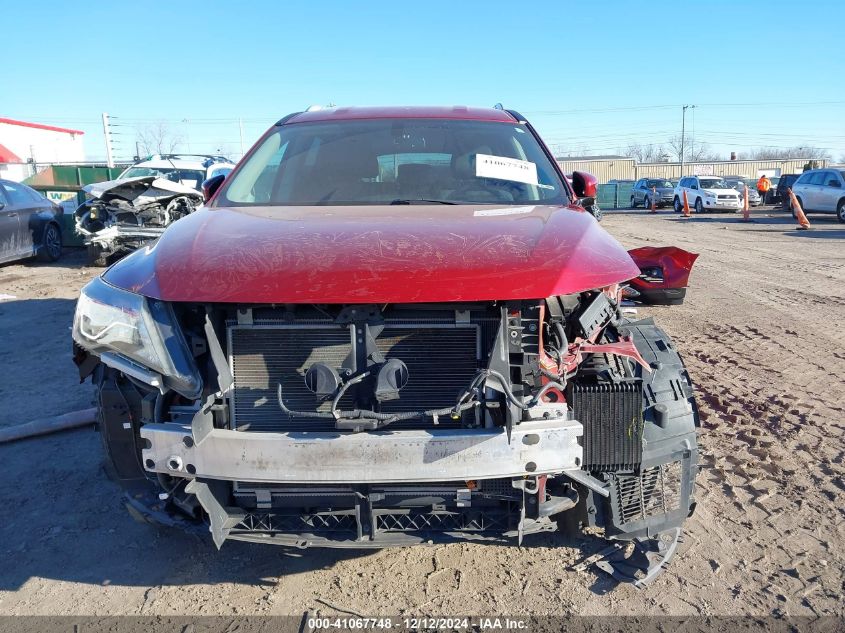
left=83, top=176, right=203, bottom=205
left=103, top=203, right=641, bottom=303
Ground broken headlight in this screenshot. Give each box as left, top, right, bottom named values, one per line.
left=73, top=276, right=201, bottom=398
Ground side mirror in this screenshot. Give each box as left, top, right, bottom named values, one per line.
left=201, top=174, right=226, bottom=203
left=571, top=171, right=598, bottom=205
left=828, top=179, right=841, bottom=188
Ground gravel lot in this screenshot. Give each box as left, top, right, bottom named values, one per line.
left=0, top=207, right=843, bottom=617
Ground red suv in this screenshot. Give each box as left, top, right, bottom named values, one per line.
left=73, top=106, right=698, bottom=585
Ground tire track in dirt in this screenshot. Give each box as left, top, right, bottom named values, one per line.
left=662, top=300, right=845, bottom=612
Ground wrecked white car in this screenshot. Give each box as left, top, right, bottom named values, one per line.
left=74, top=176, right=203, bottom=266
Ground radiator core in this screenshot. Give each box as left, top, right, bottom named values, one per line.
left=228, top=322, right=482, bottom=432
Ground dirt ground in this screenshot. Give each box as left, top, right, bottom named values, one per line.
left=0, top=207, right=843, bottom=618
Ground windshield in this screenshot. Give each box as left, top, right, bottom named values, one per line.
left=120, top=167, right=206, bottom=191
left=699, top=178, right=728, bottom=189
left=218, top=118, right=568, bottom=206
left=646, top=179, right=673, bottom=188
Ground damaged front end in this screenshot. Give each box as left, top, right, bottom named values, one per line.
left=74, top=177, right=203, bottom=266
left=73, top=280, right=698, bottom=584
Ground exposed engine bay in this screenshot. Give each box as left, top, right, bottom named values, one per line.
left=74, top=176, right=203, bottom=266
left=75, top=286, right=699, bottom=585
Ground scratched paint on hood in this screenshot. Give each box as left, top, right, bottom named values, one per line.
left=104, top=204, right=641, bottom=303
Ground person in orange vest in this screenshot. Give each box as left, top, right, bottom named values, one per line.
left=757, top=175, right=772, bottom=205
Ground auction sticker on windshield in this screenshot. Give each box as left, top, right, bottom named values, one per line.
left=476, top=154, right=538, bottom=185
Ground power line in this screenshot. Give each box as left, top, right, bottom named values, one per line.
left=525, top=100, right=845, bottom=116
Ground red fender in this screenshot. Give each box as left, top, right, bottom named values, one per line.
left=627, top=246, right=699, bottom=305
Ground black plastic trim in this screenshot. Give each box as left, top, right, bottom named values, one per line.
left=274, top=112, right=304, bottom=126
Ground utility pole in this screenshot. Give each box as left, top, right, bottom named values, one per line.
left=238, top=118, right=245, bottom=159
left=102, top=112, right=115, bottom=168
left=680, top=104, right=696, bottom=175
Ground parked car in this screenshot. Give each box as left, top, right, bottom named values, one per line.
left=722, top=176, right=761, bottom=206
left=789, top=168, right=845, bottom=222
left=118, top=154, right=236, bottom=192
left=74, top=154, right=235, bottom=266
left=74, top=176, right=204, bottom=266
left=0, top=178, right=63, bottom=264
left=630, top=178, right=675, bottom=208
left=673, top=176, right=741, bottom=213
left=72, top=106, right=699, bottom=585
left=773, top=174, right=800, bottom=206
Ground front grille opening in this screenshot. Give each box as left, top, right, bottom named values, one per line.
left=235, top=511, right=359, bottom=534
left=229, top=479, right=520, bottom=537
left=615, top=461, right=682, bottom=525
left=374, top=509, right=508, bottom=533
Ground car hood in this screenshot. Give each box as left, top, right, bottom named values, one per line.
left=103, top=204, right=641, bottom=304
left=83, top=176, right=203, bottom=204
left=702, top=188, right=738, bottom=196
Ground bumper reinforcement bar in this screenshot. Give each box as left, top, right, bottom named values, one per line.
left=140, top=418, right=583, bottom=484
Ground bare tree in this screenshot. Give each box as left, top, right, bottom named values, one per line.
left=623, top=143, right=670, bottom=163
left=136, top=122, right=183, bottom=157
left=550, top=143, right=572, bottom=158
left=736, top=146, right=831, bottom=160
left=666, top=134, right=722, bottom=162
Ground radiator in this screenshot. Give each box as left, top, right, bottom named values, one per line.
left=228, top=321, right=483, bottom=432
left=569, top=381, right=644, bottom=472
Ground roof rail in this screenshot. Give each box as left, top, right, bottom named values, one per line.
left=152, top=153, right=230, bottom=161
left=137, top=153, right=233, bottom=167
left=506, top=109, right=527, bottom=123
left=275, top=112, right=303, bottom=126
left=492, top=104, right=526, bottom=123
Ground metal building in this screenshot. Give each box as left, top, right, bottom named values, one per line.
left=553, top=156, right=636, bottom=183
left=556, top=157, right=824, bottom=184
left=0, top=118, right=86, bottom=182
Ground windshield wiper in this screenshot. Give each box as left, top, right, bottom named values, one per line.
left=389, top=198, right=457, bottom=205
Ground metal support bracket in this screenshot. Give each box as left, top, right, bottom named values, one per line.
left=204, top=311, right=233, bottom=394
left=184, top=479, right=245, bottom=549
left=562, top=469, right=610, bottom=498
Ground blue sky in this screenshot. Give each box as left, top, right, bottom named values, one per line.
left=4, top=0, right=844, bottom=162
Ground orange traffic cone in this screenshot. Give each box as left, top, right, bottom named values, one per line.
left=682, top=189, right=691, bottom=218
left=788, top=188, right=811, bottom=230
left=741, top=184, right=752, bottom=222
left=650, top=186, right=657, bottom=213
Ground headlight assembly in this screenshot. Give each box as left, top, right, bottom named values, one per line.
left=73, top=277, right=201, bottom=398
